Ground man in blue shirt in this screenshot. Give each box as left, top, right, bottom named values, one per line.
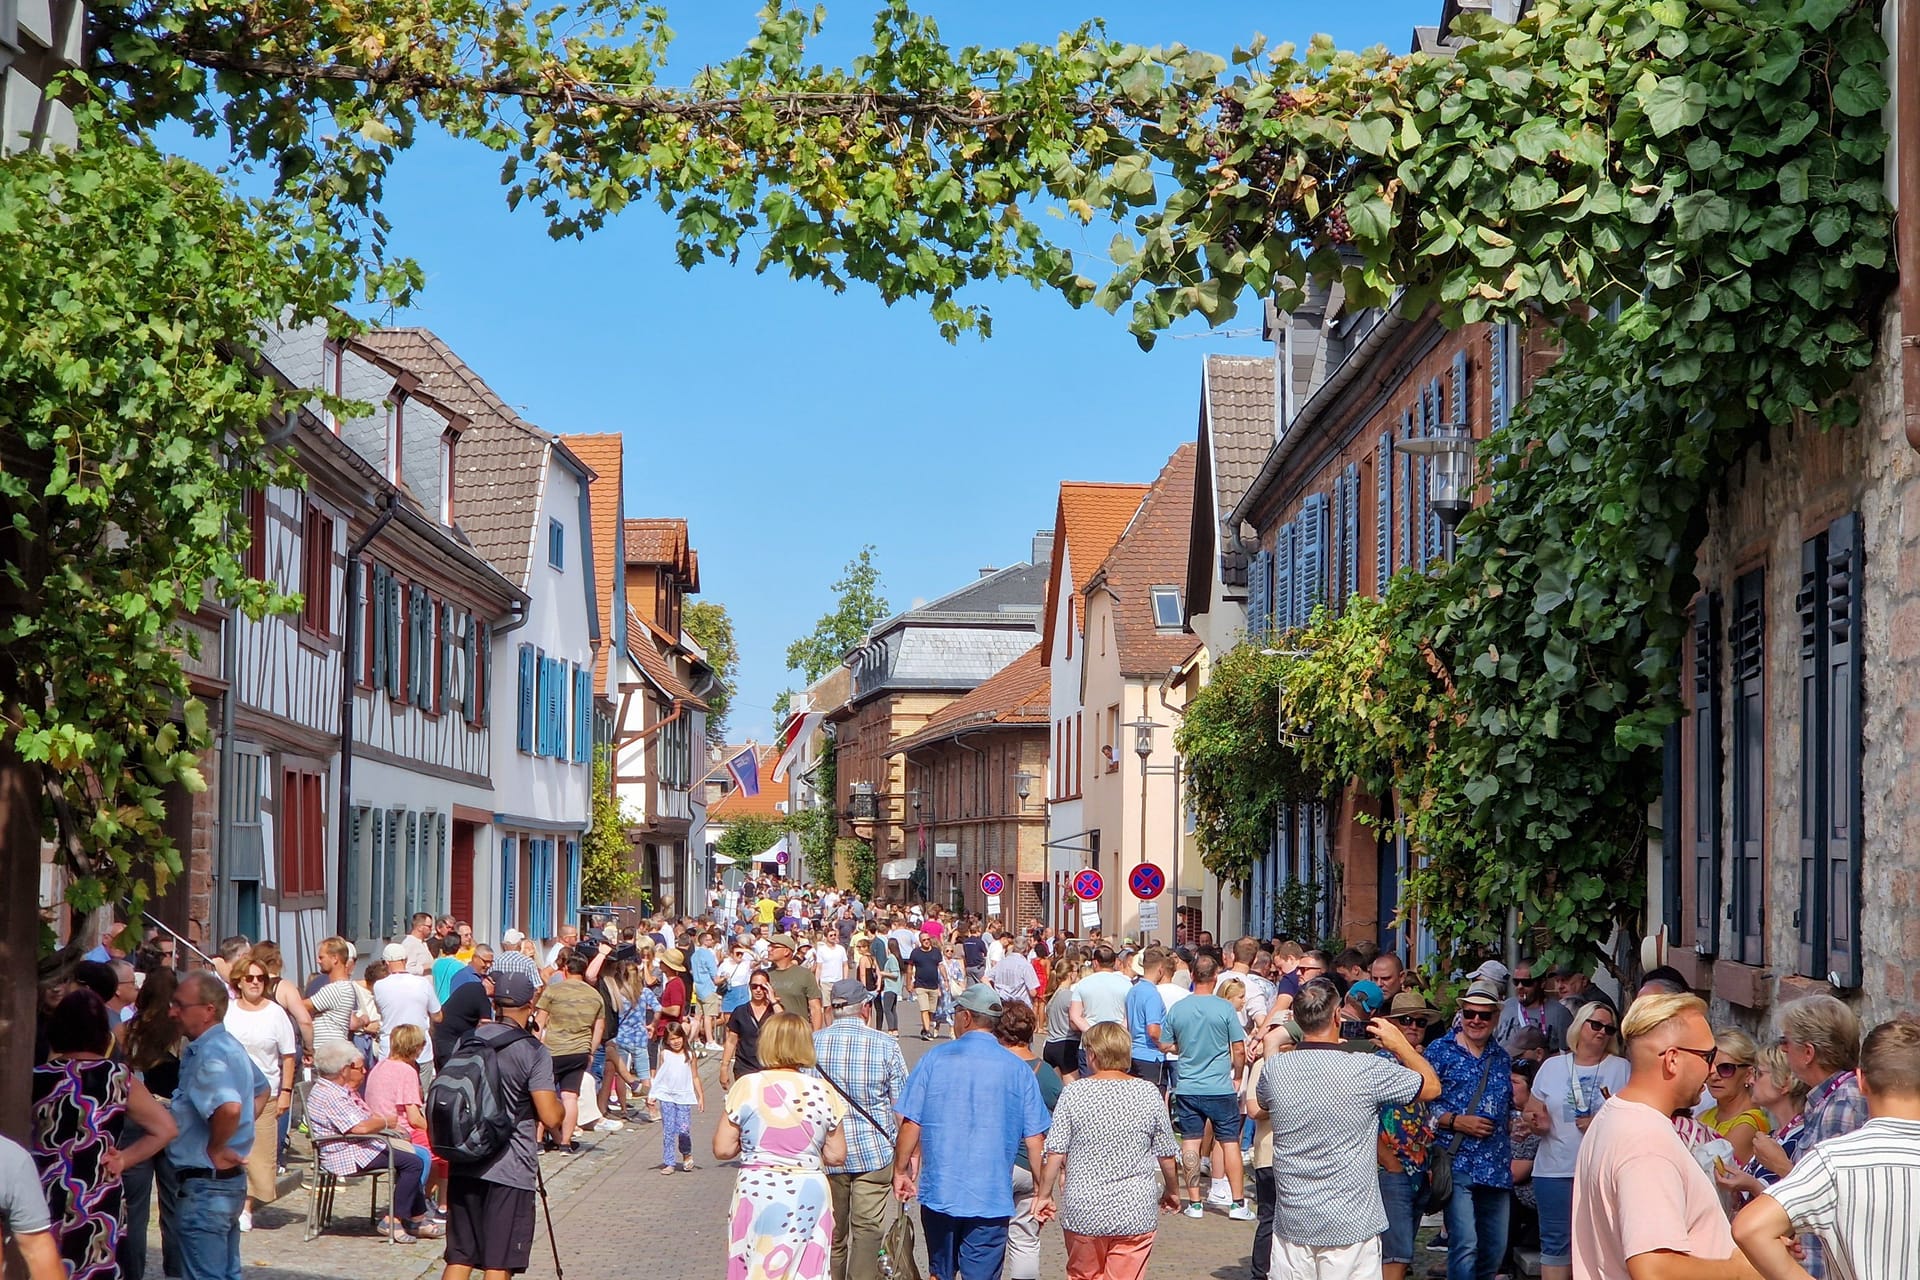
left=1161, top=954, right=1253, bottom=1222
left=689, top=929, right=721, bottom=1051
left=168, top=970, right=258, bottom=1280
left=1125, top=946, right=1169, bottom=1087
left=894, top=984, right=1050, bottom=1280
left=1426, top=977, right=1514, bottom=1280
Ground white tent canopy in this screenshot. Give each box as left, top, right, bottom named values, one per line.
left=881, top=858, right=917, bottom=881
left=753, top=837, right=789, bottom=864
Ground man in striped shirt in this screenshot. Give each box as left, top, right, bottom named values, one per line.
left=1734, top=1018, right=1920, bottom=1280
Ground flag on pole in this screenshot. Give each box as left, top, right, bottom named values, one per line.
left=725, top=745, right=761, bottom=797
left=772, top=710, right=824, bottom=782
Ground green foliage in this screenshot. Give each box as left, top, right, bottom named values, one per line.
left=715, top=815, right=789, bottom=869
left=1, top=101, right=379, bottom=944
left=1174, top=643, right=1312, bottom=885
left=580, top=750, right=644, bottom=908
left=790, top=732, right=839, bottom=884
left=785, top=546, right=890, bottom=683
left=682, top=599, right=739, bottom=744
left=841, top=838, right=876, bottom=899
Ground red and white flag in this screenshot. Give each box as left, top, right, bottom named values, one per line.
left=772, top=710, right=824, bottom=782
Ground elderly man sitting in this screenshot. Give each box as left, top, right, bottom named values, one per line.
left=306, top=1043, right=443, bottom=1242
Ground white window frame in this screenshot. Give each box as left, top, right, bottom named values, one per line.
left=439, top=429, right=456, bottom=524
left=320, top=340, right=344, bottom=434
left=1150, top=585, right=1183, bottom=630
left=383, top=396, right=404, bottom=483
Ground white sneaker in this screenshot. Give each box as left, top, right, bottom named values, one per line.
left=1181, top=1202, right=1204, bottom=1219
left=1227, top=1202, right=1257, bottom=1222
left=600, top=1117, right=625, bottom=1132
left=1206, top=1180, right=1233, bottom=1207
left=237, top=1211, right=253, bottom=1233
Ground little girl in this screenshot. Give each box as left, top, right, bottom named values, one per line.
left=652, top=1023, right=703, bottom=1173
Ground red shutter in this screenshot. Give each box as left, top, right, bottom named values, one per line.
left=243, top=489, right=267, bottom=581
left=303, top=773, right=325, bottom=896
left=449, top=822, right=474, bottom=923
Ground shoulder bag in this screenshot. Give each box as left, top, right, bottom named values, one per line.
left=1422, top=1049, right=1495, bottom=1215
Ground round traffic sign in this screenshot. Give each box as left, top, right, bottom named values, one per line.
left=980, top=871, right=1005, bottom=897
left=1129, top=862, right=1166, bottom=900
left=1073, top=869, right=1104, bottom=902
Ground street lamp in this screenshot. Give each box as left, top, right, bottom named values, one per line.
left=1129, top=715, right=1181, bottom=947
left=1397, top=421, right=1475, bottom=531
left=1013, top=770, right=1035, bottom=809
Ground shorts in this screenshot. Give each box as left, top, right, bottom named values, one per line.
left=700, top=994, right=722, bottom=1019
left=1171, top=1092, right=1242, bottom=1141
left=444, top=1176, right=536, bottom=1273
left=1535, top=1175, right=1574, bottom=1266
left=1378, top=1166, right=1425, bottom=1265
left=1042, top=1039, right=1081, bottom=1075
left=914, top=988, right=940, bottom=1015
left=1128, top=1059, right=1165, bottom=1087
left=550, top=1052, right=590, bottom=1094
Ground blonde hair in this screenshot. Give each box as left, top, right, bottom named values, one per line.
left=388, top=1023, right=426, bottom=1062
left=1622, top=991, right=1708, bottom=1044
left=1753, top=1046, right=1812, bottom=1105
left=1217, top=977, right=1246, bottom=1003
left=1714, top=1027, right=1760, bottom=1067
left=758, top=1012, right=817, bottom=1070
left=1082, top=1020, right=1133, bottom=1072
left=1572, top=1001, right=1620, bottom=1054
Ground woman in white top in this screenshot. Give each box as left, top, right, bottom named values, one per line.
left=224, top=950, right=297, bottom=1229
left=1522, top=1000, right=1628, bottom=1280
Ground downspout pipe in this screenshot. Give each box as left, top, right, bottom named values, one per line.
left=334, top=492, right=398, bottom=934
left=1898, top=0, right=1920, bottom=453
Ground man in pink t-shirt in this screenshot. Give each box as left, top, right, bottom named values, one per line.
left=1572, top=991, right=1759, bottom=1280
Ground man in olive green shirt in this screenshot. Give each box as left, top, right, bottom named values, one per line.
left=765, top=934, right=823, bottom=1030
left=533, top=952, right=605, bottom=1151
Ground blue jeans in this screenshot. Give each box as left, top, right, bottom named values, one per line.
left=921, top=1208, right=1010, bottom=1280
left=1444, top=1181, right=1511, bottom=1280
left=1535, top=1175, right=1574, bottom=1266
left=1379, top=1166, right=1426, bottom=1265
left=174, top=1174, right=247, bottom=1280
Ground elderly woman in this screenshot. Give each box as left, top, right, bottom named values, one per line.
left=305, top=1042, right=441, bottom=1242
left=1032, top=1020, right=1181, bottom=1280
left=714, top=1012, right=844, bottom=1280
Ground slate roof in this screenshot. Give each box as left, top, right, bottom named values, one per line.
left=1089, top=442, right=1204, bottom=678
left=1191, top=356, right=1276, bottom=604
left=564, top=433, right=625, bottom=693
left=1040, top=481, right=1151, bottom=665
left=888, top=645, right=1049, bottom=755
left=708, top=747, right=791, bottom=822
left=356, top=328, right=597, bottom=591
left=847, top=563, right=1044, bottom=705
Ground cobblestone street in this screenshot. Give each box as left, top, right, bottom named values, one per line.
left=143, top=1034, right=1313, bottom=1280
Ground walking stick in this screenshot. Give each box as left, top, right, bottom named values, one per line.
left=535, top=1157, right=564, bottom=1280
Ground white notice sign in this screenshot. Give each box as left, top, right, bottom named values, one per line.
left=986, top=894, right=1001, bottom=913
left=1079, top=901, right=1100, bottom=931
left=1137, top=900, right=1160, bottom=932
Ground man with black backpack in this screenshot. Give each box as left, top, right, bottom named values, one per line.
left=433, top=971, right=563, bottom=1280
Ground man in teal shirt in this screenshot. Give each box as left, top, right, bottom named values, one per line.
left=1160, top=954, right=1253, bottom=1222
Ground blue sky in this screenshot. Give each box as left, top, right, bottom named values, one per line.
left=178, top=1, right=1434, bottom=741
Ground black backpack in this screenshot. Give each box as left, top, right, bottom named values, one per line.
left=427, top=1025, right=535, bottom=1165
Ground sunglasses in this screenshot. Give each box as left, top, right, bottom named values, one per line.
left=1713, top=1060, right=1751, bottom=1079
left=1391, top=1015, right=1428, bottom=1027
left=241, top=973, right=268, bottom=983
left=1668, top=1044, right=1720, bottom=1068
left=1515, top=977, right=1541, bottom=986
left=1459, top=1008, right=1496, bottom=1023
left=1585, top=1019, right=1617, bottom=1034
left=750, top=984, right=772, bottom=992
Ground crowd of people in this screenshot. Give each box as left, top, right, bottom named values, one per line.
left=5, top=884, right=1919, bottom=1280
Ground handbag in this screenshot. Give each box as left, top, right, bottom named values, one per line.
left=883, top=1197, right=924, bottom=1280
left=1422, top=1050, right=1496, bottom=1215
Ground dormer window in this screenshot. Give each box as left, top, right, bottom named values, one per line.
left=320, top=340, right=345, bottom=434
left=439, top=429, right=456, bottom=525
left=1150, top=585, right=1183, bottom=630
left=383, top=395, right=405, bottom=484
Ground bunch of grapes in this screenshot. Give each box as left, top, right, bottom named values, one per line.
left=1324, top=205, right=1352, bottom=244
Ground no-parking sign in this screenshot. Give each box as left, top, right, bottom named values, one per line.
left=1072, top=869, right=1104, bottom=901
left=980, top=871, right=1005, bottom=897
left=1129, top=862, right=1166, bottom=900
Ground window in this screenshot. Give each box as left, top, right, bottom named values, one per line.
left=279, top=768, right=326, bottom=900
left=300, top=501, right=335, bottom=637
left=1105, top=704, right=1121, bottom=772
left=242, top=488, right=268, bottom=582
left=1149, top=586, right=1183, bottom=630
left=1796, top=515, right=1863, bottom=986
left=439, top=430, right=457, bottom=525
left=548, top=518, right=565, bottom=570
left=383, top=396, right=405, bottom=483
left=320, top=340, right=344, bottom=433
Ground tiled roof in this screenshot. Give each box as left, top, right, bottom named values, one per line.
left=708, top=747, right=791, bottom=821
left=1090, top=443, right=1204, bottom=677
left=356, top=328, right=571, bottom=590
left=625, top=607, right=708, bottom=711
left=625, top=518, right=692, bottom=576
left=1041, top=481, right=1150, bottom=665
left=563, top=433, right=624, bottom=693
left=1190, top=356, right=1276, bottom=600
left=888, top=645, right=1049, bottom=755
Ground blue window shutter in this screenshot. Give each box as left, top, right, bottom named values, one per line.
left=370, top=564, right=389, bottom=688
left=1246, top=549, right=1270, bottom=641
left=1450, top=350, right=1469, bottom=427
left=1399, top=410, right=1416, bottom=570
left=500, top=837, right=517, bottom=932
left=564, top=839, right=580, bottom=922
left=1692, top=594, right=1723, bottom=957
left=1301, top=494, right=1328, bottom=616
left=572, top=666, right=590, bottom=762
left=1822, top=514, right=1863, bottom=987
left=461, top=615, right=477, bottom=721
left=1489, top=324, right=1510, bottom=435
left=1328, top=474, right=1346, bottom=613
left=516, top=644, right=536, bottom=753
left=439, top=602, right=454, bottom=714
left=1425, top=378, right=1445, bottom=561
left=1275, top=523, right=1295, bottom=630
left=1342, top=463, right=1360, bottom=608
left=479, top=622, right=492, bottom=728
left=1376, top=435, right=1394, bottom=595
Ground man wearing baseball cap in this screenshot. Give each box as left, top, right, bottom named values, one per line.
left=815, top=979, right=907, bottom=1280
left=894, top=984, right=1050, bottom=1280
left=440, top=973, right=562, bottom=1280
left=491, top=929, right=539, bottom=986
left=374, top=940, right=442, bottom=1083
left=765, top=933, right=824, bottom=1030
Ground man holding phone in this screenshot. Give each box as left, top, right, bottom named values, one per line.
left=1427, top=977, right=1516, bottom=1280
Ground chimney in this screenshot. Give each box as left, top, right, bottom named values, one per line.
left=979, top=566, right=999, bottom=578
left=1031, top=530, right=1055, bottom=566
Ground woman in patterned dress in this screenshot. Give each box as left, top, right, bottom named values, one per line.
left=713, top=1012, right=845, bottom=1280
left=32, top=990, right=176, bottom=1280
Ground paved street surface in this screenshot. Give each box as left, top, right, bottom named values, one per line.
left=143, top=1032, right=1444, bottom=1280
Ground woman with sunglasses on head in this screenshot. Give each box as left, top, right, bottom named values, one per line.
left=222, top=950, right=297, bottom=1231
left=1522, top=1000, right=1628, bottom=1280
left=719, top=969, right=778, bottom=1090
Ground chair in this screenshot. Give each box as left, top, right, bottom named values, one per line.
left=295, top=1079, right=397, bottom=1243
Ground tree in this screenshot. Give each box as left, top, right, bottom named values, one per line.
left=580, top=749, right=645, bottom=908
left=785, top=546, right=890, bottom=684
left=714, top=816, right=790, bottom=873
left=682, top=600, right=739, bottom=744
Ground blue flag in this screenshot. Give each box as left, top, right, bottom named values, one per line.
left=725, top=746, right=760, bottom=797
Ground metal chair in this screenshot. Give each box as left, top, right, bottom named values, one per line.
left=296, top=1079, right=397, bottom=1243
